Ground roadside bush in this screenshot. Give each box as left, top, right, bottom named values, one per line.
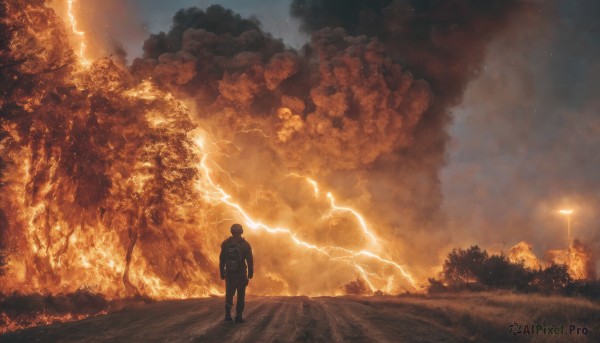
left=431, top=245, right=598, bottom=300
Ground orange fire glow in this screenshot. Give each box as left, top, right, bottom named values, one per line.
left=194, top=136, right=418, bottom=291
left=546, top=243, right=595, bottom=280
left=508, top=241, right=542, bottom=270
left=508, top=241, right=595, bottom=280
left=0, top=0, right=419, bottom=311
left=0, top=311, right=106, bottom=334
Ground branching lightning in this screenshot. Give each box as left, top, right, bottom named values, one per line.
left=196, top=136, right=418, bottom=291
left=287, top=173, right=379, bottom=246
left=66, top=0, right=89, bottom=65
left=10, top=1, right=421, bottom=301
left=325, top=192, right=379, bottom=246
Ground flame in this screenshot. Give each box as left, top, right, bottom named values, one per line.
left=508, top=241, right=542, bottom=270
left=1, top=0, right=424, bottom=333
left=508, top=241, right=595, bottom=280
left=0, top=311, right=106, bottom=335
left=546, top=243, right=595, bottom=280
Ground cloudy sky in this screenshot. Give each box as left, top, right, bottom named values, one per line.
left=126, top=0, right=308, bottom=49
left=442, top=0, right=600, bottom=257
left=78, top=0, right=307, bottom=59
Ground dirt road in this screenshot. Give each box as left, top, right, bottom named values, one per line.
left=2, top=293, right=598, bottom=342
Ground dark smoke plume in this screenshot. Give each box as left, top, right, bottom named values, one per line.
left=130, top=5, right=435, bottom=284
left=132, top=4, right=430, bottom=169
left=289, top=0, right=525, bottom=262
left=130, top=1, right=524, bottom=275
left=291, top=0, right=521, bottom=105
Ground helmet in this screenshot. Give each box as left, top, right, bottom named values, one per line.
left=230, top=223, right=243, bottom=234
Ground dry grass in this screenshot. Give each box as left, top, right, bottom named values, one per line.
left=384, top=291, right=600, bottom=342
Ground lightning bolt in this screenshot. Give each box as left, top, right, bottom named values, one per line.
left=286, top=173, right=378, bottom=246
left=66, top=0, right=89, bottom=65
left=325, top=192, right=379, bottom=246
left=194, top=134, right=419, bottom=291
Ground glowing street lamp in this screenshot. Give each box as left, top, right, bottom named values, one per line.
left=558, top=209, right=574, bottom=248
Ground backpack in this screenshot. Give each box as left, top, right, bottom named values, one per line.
left=225, top=241, right=243, bottom=272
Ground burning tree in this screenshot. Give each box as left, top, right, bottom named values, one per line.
left=508, top=241, right=542, bottom=270
left=0, top=218, right=5, bottom=275
left=546, top=240, right=597, bottom=280
left=441, top=246, right=488, bottom=287
left=0, top=1, right=218, bottom=299
left=430, top=243, right=599, bottom=297
left=1, top=0, right=430, bottom=305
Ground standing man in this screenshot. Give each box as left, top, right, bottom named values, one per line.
left=220, top=223, right=253, bottom=323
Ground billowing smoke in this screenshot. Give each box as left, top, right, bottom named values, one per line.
left=131, top=4, right=434, bottom=172
left=291, top=0, right=520, bottom=104
left=289, top=0, right=523, bottom=231
left=128, top=4, right=439, bottom=283
left=129, top=1, right=524, bottom=277
left=1, top=1, right=428, bottom=298
left=0, top=0, right=533, bottom=301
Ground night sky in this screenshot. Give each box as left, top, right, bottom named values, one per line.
left=81, top=0, right=600, bottom=268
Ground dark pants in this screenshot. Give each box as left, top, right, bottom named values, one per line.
left=225, top=272, right=248, bottom=316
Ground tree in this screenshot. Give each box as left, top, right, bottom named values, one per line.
left=427, top=277, right=447, bottom=293
left=344, top=278, right=371, bottom=295
left=476, top=254, right=511, bottom=288
left=476, top=254, right=534, bottom=290
left=441, top=245, right=488, bottom=287
left=531, top=264, right=571, bottom=294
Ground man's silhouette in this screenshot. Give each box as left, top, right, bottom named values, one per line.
left=220, top=223, right=253, bottom=323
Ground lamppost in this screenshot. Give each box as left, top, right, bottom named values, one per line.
left=558, top=209, right=574, bottom=248
left=558, top=209, right=574, bottom=272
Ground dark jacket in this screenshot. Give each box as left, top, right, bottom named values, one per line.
left=220, top=236, right=253, bottom=277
